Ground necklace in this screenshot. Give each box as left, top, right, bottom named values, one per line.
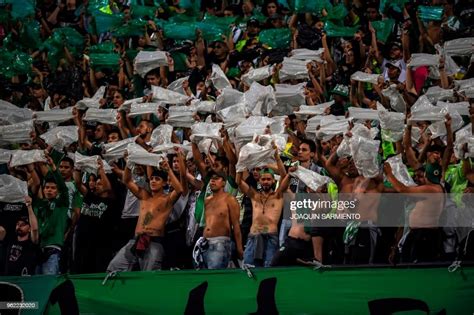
left=259, top=192, right=271, bottom=215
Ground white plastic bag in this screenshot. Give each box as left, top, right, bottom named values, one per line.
left=215, top=87, right=244, bottom=111
left=244, top=82, right=277, bottom=116
left=255, top=134, right=288, bottom=153
left=0, top=174, right=28, bottom=203
left=197, top=138, right=219, bottom=155
left=381, top=84, right=406, bottom=113
left=10, top=149, right=47, bottom=167
left=128, top=103, right=162, bottom=117
left=75, top=86, right=106, bottom=110
left=349, top=135, right=380, bottom=178
left=196, top=100, right=216, bottom=113
left=280, top=57, right=309, bottom=82
left=424, top=86, right=454, bottom=103
left=443, top=37, right=474, bottom=56
left=166, top=105, right=196, bottom=128
left=216, top=103, right=247, bottom=128
left=386, top=154, right=417, bottom=186
left=134, top=50, right=168, bottom=78
left=149, top=124, right=174, bottom=147
left=350, top=71, right=381, bottom=84
left=241, top=65, right=273, bottom=85
left=0, top=120, right=34, bottom=145
left=235, top=142, right=275, bottom=172
left=305, top=116, right=324, bottom=139
left=290, top=48, right=324, bottom=62
left=436, top=101, right=470, bottom=116
left=0, top=100, right=33, bottom=125
left=379, top=110, right=405, bottom=142
left=296, top=101, right=334, bottom=118
left=151, top=86, right=188, bottom=104
left=428, top=109, right=463, bottom=139
left=190, top=122, right=222, bottom=143
left=274, top=83, right=306, bottom=116
left=454, top=78, right=474, bottom=98
left=0, top=148, right=13, bottom=164
left=34, top=107, right=74, bottom=123
left=408, top=53, right=439, bottom=67
left=316, top=117, right=350, bottom=141
left=103, top=136, right=138, bottom=162
left=210, top=64, right=232, bottom=90
left=40, top=126, right=78, bottom=150
left=348, top=107, right=380, bottom=121
left=167, top=76, right=189, bottom=95
left=454, top=123, right=471, bottom=159
left=409, top=96, right=446, bottom=122
left=235, top=116, right=275, bottom=145
left=83, top=108, right=118, bottom=125
left=290, top=165, right=331, bottom=191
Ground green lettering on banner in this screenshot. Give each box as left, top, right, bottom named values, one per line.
left=2, top=267, right=474, bottom=314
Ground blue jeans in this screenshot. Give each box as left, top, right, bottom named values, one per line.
left=38, top=250, right=61, bottom=275
left=202, top=237, right=231, bottom=269
left=244, top=233, right=279, bottom=267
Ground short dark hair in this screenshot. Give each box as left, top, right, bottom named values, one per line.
left=60, top=157, right=74, bottom=168
left=300, top=139, right=316, bottom=153
left=215, top=155, right=230, bottom=168
left=146, top=68, right=161, bottom=78
left=150, top=168, right=168, bottom=181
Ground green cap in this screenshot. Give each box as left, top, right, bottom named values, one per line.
left=259, top=168, right=275, bottom=177
left=330, top=84, right=349, bottom=98
left=425, top=162, right=442, bottom=184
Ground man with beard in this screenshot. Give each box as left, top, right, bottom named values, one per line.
left=236, top=149, right=291, bottom=267
left=107, top=159, right=183, bottom=271
left=4, top=196, right=39, bottom=276
left=193, top=171, right=243, bottom=269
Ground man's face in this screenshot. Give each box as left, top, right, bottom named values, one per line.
left=414, top=169, right=426, bottom=185
left=107, top=132, right=120, bottom=143
left=95, top=125, right=105, bottom=140
left=149, top=176, right=165, bottom=192
left=43, top=182, right=58, bottom=200
left=223, top=9, right=233, bottom=17
left=366, top=7, right=378, bottom=21
left=321, top=141, right=330, bottom=155
left=16, top=221, right=30, bottom=237
left=298, top=143, right=314, bottom=163
left=389, top=46, right=402, bottom=60
left=172, top=156, right=180, bottom=172
left=186, top=159, right=196, bottom=174
left=136, top=121, right=151, bottom=136
left=112, top=92, right=124, bottom=107
left=242, top=0, right=254, bottom=14
left=146, top=74, right=160, bottom=87
left=59, top=161, right=73, bottom=179
left=209, top=175, right=226, bottom=192
left=427, top=151, right=441, bottom=164
left=259, top=173, right=275, bottom=192
left=247, top=24, right=260, bottom=37
left=32, top=88, right=44, bottom=99
left=387, top=65, right=401, bottom=80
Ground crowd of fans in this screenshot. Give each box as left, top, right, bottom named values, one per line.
left=1, top=0, right=474, bottom=276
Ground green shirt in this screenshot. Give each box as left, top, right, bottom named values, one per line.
left=445, top=162, right=468, bottom=207
left=33, top=169, right=70, bottom=249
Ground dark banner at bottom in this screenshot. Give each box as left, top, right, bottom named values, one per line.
left=1, top=265, right=474, bottom=314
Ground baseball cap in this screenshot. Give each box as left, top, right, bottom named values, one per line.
left=208, top=170, right=227, bottom=180
left=386, top=60, right=402, bottom=70
left=247, top=18, right=260, bottom=27
left=329, top=84, right=349, bottom=97
left=425, top=163, right=442, bottom=184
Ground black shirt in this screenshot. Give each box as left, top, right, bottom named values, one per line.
left=5, top=238, right=39, bottom=276
left=0, top=202, right=28, bottom=243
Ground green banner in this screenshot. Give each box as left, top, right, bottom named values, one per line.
left=2, top=266, right=474, bottom=314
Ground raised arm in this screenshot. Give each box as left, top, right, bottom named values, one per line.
left=441, top=114, right=453, bottom=177
left=97, top=159, right=112, bottom=196
left=162, top=159, right=183, bottom=206
left=123, top=163, right=149, bottom=200
left=73, top=169, right=88, bottom=196
left=235, top=170, right=255, bottom=198
left=228, top=195, right=243, bottom=259
left=192, top=142, right=208, bottom=177
left=46, top=154, right=69, bottom=207
left=176, top=149, right=188, bottom=196
left=25, top=195, right=39, bottom=244
left=324, top=149, right=343, bottom=183
left=403, top=124, right=422, bottom=170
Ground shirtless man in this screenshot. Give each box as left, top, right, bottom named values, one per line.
left=107, top=159, right=183, bottom=272
left=236, top=149, right=290, bottom=267
left=324, top=139, right=384, bottom=264
left=384, top=162, right=445, bottom=263
left=193, top=171, right=243, bottom=269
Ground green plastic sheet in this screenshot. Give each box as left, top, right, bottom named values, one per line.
left=418, top=6, right=444, bottom=21
left=325, top=3, right=348, bottom=21
left=0, top=48, right=32, bottom=78
left=371, top=19, right=395, bottom=43
left=6, top=0, right=35, bottom=20
left=93, top=11, right=124, bottom=34
left=19, top=20, right=42, bottom=50
left=163, top=23, right=197, bottom=40
left=89, top=42, right=115, bottom=54
left=379, top=0, right=407, bottom=14
left=89, top=53, right=120, bottom=71
left=259, top=28, right=291, bottom=49
left=112, top=19, right=148, bottom=37
left=41, top=27, right=84, bottom=69
left=295, top=0, right=331, bottom=14
left=131, top=5, right=157, bottom=18
left=324, top=21, right=358, bottom=37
